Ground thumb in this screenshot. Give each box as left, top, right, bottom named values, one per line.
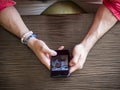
left=70, top=55, right=79, bottom=66
left=70, top=66, right=78, bottom=74
left=49, top=49, right=57, bottom=56
left=44, top=47, right=57, bottom=56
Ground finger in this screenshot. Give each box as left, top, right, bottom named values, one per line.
left=43, top=46, right=57, bottom=56
left=58, top=46, right=64, bottom=50
left=48, top=49, right=57, bottom=56
left=70, top=55, right=80, bottom=66
left=40, top=53, right=51, bottom=70
left=70, top=66, right=78, bottom=74
left=77, top=57, right=85, bottom=69
left=39, top=40, right=57, bottom=56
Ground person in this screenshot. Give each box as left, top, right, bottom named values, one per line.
left=70, top=0, right=119, bottom=73
left=0, top=0, right=119, bottom=74
left=0, top=0, right=58, bottom=70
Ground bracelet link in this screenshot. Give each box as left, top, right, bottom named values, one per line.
left=21, top=31, right=37, bottom=45
left=24, top=34, right=37, bottom=44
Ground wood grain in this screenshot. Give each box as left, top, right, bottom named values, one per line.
left=0, top=14, right=120, bottom=90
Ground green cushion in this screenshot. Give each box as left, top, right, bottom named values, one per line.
left=42, top=1, right=85, bottom=15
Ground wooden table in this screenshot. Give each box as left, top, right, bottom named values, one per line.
left=0, top=14, right=120, bottom=90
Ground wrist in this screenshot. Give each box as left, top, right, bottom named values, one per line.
left=21, top=31, right=37, bottom=45
left=81, top=35, right=97, bottom=52
left=27, top=37, right=38, bottom=49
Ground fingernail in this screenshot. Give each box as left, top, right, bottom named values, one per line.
left=51, top=50, right=57, bottom=56
left=58, top=46, right=64, bottom=50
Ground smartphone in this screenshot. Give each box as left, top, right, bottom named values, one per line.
left=50, top=50, right=70, bottom=78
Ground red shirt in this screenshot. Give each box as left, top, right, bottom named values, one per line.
left=0, top=0, right=16, bottom=11
left=103, top=0, right=120, bottom=20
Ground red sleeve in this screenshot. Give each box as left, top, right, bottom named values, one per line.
left=103, top=0, right=120, bottom=20
left=0, top=0, right=16, bottom=12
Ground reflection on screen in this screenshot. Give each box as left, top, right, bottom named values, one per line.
left=51, top=55, right=68, bottom=71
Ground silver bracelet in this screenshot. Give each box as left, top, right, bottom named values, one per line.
left=21, top=31, right=33, bottom=44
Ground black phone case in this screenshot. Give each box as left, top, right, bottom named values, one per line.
left=50, top=50, right=70, bottom=78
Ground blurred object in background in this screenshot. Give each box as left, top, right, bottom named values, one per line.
left=41, top=1, right=85, bottom=15
left=15, top=0, right=102, bottom=15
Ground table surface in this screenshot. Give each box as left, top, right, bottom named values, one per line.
left=0, top=14, right=120, bottom=90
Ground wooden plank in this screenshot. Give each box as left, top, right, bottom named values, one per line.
left=0, top=14, right=120, bottom=90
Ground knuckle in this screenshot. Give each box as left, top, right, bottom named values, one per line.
left=41, top=46, right=45, bottom=51
left=77, top=65, right=83, bottom=70
left=72, top=60, right=78, bottom=65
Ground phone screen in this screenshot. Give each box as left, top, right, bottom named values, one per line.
left=51, top=50, right=70, bottom=78
left=51, top=55, right=69, bottom=71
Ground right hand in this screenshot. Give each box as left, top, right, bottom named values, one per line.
left=28, top=38, right=57, bottom=70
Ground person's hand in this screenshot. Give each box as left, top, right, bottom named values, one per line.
left=28, top=38, right=57, bottom=70
left=70, top=44, right=89, bottom=73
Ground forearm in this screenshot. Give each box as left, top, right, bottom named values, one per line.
left=0, top=6, right=57, bottom=70
left=0, top=6, right=29, bottom=38
left=81, top=5, right=118, bottom=51
left=0, top=6, right=38, bottom=47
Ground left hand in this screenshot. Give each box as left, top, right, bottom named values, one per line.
left=70, top=44, right=89, bottom=73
